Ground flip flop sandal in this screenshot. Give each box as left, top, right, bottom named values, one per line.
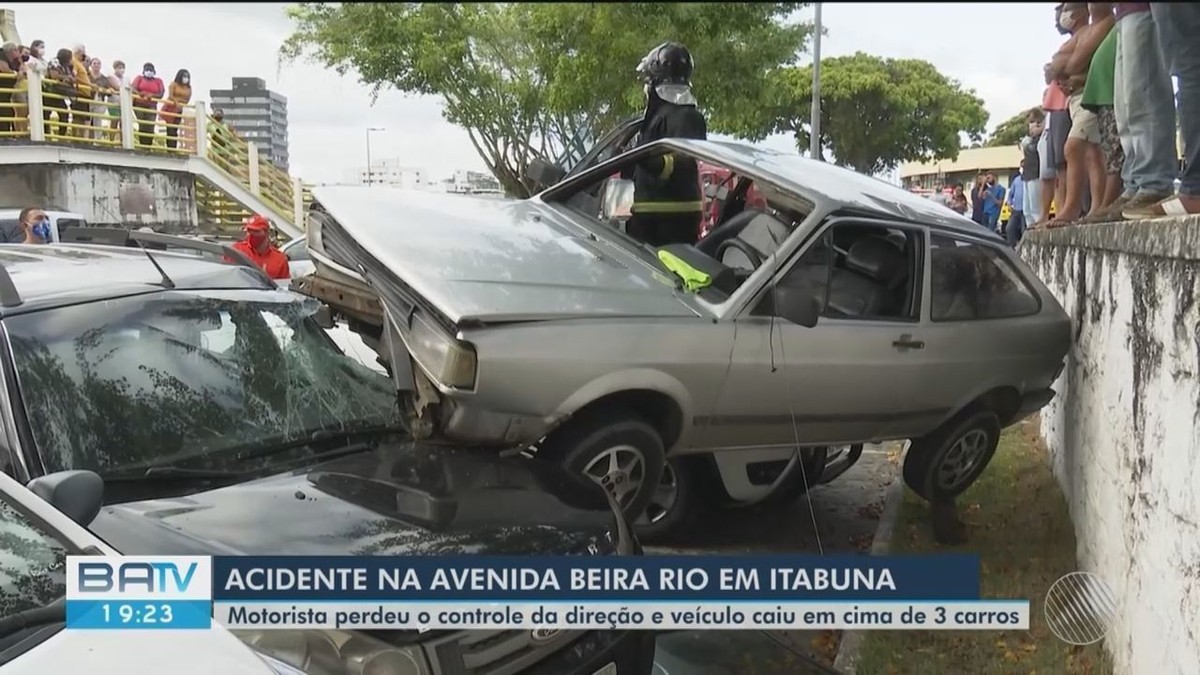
left=1124, top=196, right=1200, bottom=220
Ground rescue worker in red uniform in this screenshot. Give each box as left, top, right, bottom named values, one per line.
left=230, top=214, right=290, bottom=279
left=624, top=42, right=708, bottom=247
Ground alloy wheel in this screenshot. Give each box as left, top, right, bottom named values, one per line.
left=635, top=461, right=679, bottom=526
left=935, top=428, right=990, bottom=491
left=582, top=444, right=647, bottom=511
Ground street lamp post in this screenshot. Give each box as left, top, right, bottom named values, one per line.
left=810, top=3, right=823, bottom=161
left=365, top=127, right=385, bottom=185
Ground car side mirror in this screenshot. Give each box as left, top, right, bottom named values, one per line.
left=27, top=470, right=104, bottom=527
left=758, top=285, right=822, bottom=328
left=525, top=158, right=567, bottom=191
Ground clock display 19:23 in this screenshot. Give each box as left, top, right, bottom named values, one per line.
left=101, top=602, right=175, bottom=625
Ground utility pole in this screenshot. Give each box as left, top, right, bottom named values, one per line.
left=365, top=127, right=384, bottom=185
left=809, top=3, right=823, bottom=161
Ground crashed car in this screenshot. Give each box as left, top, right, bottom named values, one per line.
left=0, top=231, right=655, bottom=674
left=295, top=138, right=1071, bottom=543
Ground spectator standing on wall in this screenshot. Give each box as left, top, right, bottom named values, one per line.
left=69, top=44, right=93, bottom=139
left=130, top=63, right=164, bottom=147
left=1077, top=6, right=1126, bottom=221
left=161, top=69, right=191, bottom=151
left=1109, top=4, right=1175, bottom=220
left=1123, top=3, right=1200, bottom=218
left=16, top=40, right=49, bottom=135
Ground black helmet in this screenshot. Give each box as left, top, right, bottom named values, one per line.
left=636, top=42, right=693, bottom=86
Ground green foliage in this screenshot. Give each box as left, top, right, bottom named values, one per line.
left=986, top=107, right=1039, bottom=147
left=763, top=52, right=989, bottom=175
left=281, top=2, right=811, bottom=197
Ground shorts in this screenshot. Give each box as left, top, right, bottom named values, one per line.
left=1097, top=106, right=1124, bottom=175
left=1047, top=110, right=1072, bottom=170
left=1067, top=93, right=1100, bottom=144
left=1037, top=132, right=1056, bottom=180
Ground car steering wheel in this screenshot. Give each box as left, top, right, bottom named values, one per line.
left=716, top=237, right=766, bottom=271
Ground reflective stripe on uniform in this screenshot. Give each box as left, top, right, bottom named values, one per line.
left=659, top=153, right=675, bottom=180
left=631, top=200, right=703, bottom=214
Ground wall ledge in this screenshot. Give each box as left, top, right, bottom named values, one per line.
left=1023, top=215, right=1200, bottom=260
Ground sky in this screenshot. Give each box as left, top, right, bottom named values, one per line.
left=5, top=2, right=1068, bottom=184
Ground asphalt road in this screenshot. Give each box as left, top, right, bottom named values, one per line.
left=648, top=443, right=901, bottom=672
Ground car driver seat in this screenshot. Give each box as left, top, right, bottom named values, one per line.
left=825, top=235, right=907, bottom=318
left=695, top=208, right=766, bottom=258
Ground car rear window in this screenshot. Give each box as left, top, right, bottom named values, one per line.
left=929, top=234, right=1040, bottom=321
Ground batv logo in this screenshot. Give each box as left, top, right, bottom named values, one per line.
left=77, top=561, right=199, bottom=594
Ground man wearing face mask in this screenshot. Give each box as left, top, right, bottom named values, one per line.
left=229, top=214, right=290, bottom=280
left=624, top=42, right=708, bottom=248
left=6, top=207, right=53, bottom=244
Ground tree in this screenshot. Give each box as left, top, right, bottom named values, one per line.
left=756, top=52, right=989, bottom=176
left=986, top=107, right=1039, bottom=147
left=281, top=3, right=811, bottom=197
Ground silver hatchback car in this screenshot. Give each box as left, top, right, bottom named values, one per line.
left=295, top=138, right=1071, bottom=543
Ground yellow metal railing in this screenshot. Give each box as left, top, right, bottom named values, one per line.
left=13, top=70, right=307, bottom=233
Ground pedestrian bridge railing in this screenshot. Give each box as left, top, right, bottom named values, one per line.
left=0, top=71, right=310, bottom=235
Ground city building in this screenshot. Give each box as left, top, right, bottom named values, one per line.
left=898, top=146, right=1022, bottom=194
left=445, top=170, right=502, bottom=194
left=209, top=77, right=290, bottom=171
left=346, top=159, right=428, bottom=190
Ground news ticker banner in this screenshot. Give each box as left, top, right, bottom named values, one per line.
left=66, top=554, right=1030, bottom=631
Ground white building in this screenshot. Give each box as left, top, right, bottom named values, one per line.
left=346, top=159, right=427, bottom=190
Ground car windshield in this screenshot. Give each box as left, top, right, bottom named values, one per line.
left=0, top=495, right=68, bottom=618
left=6, top=290, right=401, bottom=479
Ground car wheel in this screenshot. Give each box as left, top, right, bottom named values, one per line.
left=763, top=447, right=829, bottom=505
left=632, top=457, right=700, bottom=544
left=903, top=410, right=1002, bottom=501
left=539, top=408, right=666, bottom=521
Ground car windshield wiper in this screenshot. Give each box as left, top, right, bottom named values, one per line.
left=0, top=598, right=65, bottom=639
left=105, top=466, right=249, bottom=481
left=229, top=422, right=409, bottom=463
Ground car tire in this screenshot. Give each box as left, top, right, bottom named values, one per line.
left=539, top=408, right=666, bottom=521
left=633, top=456, right=705, bottom=545
left=903, top=409, right=1002, bottom=501
left=763, top=447, right=829, bottom=505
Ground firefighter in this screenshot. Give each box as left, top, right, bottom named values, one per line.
left=625, top=42, right=708, bottom=247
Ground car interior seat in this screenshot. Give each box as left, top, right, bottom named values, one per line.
left=695, top=208, right=766, bottom=258
left=930, top=247, right=978, bottom=320
left=825, top=235, right=908, bottom=318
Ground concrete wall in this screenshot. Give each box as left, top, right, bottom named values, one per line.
left=1022, top=218, right=1200, bottom=675
left=0, top=163, right=198, bottom=232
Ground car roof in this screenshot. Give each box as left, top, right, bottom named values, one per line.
left=0, top=243, right=274, bottom=317
left=656, top=139, right=1004, bottom=241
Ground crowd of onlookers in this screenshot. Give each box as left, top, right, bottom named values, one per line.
left=1023, top=2, right=1195, bottom=232
left=0, top=40, right=206, bottom=150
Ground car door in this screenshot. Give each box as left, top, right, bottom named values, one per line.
left=703, top=217, right=937, bottom=449
left=902, top=230, right=1048, bottom=426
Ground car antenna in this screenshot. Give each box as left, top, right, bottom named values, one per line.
left=131, top=239, right=176, bottom=289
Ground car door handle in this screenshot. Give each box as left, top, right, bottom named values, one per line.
left=892, top=335, right=925, bottom=350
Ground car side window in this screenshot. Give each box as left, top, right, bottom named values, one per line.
left=929, top=234, right=1040, bottom=321
left=766, top=223, right=923, bottom=322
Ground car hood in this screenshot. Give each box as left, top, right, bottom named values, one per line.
left=89, top=445, right=621, bottom=557
left=310, top=186, right=701, bottom=325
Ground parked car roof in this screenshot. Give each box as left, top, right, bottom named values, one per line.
left=643, top=139, right=1002, bottom=241
left=0, top=243, right=271, bottom=316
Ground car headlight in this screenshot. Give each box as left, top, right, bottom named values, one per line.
left=237, top=629, right=430, bottom=675
left=406, top=311, right=477, bottom=390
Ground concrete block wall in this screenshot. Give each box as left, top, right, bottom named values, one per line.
left=1022, top=218, right=1200, bottom=675
left=0, top=163, right=198, bottom=232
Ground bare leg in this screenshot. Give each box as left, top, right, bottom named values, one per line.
left=1085, top=143, right=1107, bottom=217
left=1058, top=137, right=1088, bottom=221
left=1102, top=174, right=1123, bottom=208
left=1038, top=177, right=1057, bottom=226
